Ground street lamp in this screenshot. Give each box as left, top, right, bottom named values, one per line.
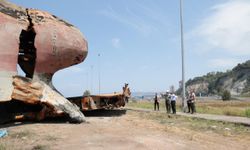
left=90, top=65, right=93, bottom=93
left=98, top=53, right=101, bottom=95
left=179, top=0, right=187, bottom=111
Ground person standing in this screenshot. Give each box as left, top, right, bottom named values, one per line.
left=187, top=91, right=192, bottom=113
left=164, top=91, right=171, bottom=113
left=170, top=93, right=177, bottom=114
left=154, top=93, right=159, bottom=111
left=190, top=90, right=196, bottom=114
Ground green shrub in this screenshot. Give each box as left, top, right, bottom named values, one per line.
left=245, top=108, right=250, bottom=118
left=83, top=90, right=91, bottom=96
left=0, top=144, right=6, bottom=150
left=222, top=90, right=231, bottom=101
left=32, top=145, right=48, bottom=150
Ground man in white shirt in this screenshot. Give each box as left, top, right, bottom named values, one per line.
left=170, top=93, right=177, bottom=114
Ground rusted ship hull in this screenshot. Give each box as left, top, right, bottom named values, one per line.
left=68, top=84, right=131, bottom=111
left=0, top=0, right=28, bottom=101
left=68, top=94, right=126, bottom=111
left=0, top=0, right=88, bottom=123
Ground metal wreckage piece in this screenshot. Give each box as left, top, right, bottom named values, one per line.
left=68, top=83, right=131, bottom=111
left=0, top=0, right=88, bottom=123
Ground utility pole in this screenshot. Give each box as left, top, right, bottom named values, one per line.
left=90, top=65, right=93, bottom=94
left=98, top=53, right=101, bottom=95
left=86, top=72, right=89, bottom=90
left=180, top=0, right=186, bottom=111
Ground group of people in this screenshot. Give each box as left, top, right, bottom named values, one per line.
left=153, top=90, right=196, bottom=114
left=154, top=92, right=177, bottom=114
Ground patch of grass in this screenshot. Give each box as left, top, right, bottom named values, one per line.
left=245, top=108, right=250, bottom=118
left=44, top=135, right=58, bottom=141
left=223, top=107, right=245, bottom=116
left=241, top=92, right=250, bottom=97
left=128, top=99, right=182, bottom=111
left=129, top=99, right=250, bottom=117
left=186, top=117, right=245, bottom=136
left=10, top=130, right=33, bottom=139
left=196, top=105, right=246, bottom=116
left=0, top=144, right=6, bottom=150
left=127, top=100, right=154, bottom=109
left=196, top=104, right=249, bottom=117
left=129, top=110, right=250, bottom=137
left=196, top=106, right=223, bottom=115
left=32, top=145, right=49, bottom=150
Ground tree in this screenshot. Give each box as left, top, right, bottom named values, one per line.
left=83, top=90, right=91, bottom=96
left=170, top=85, right=175, bottom=93
left=222, top=90, right=231, bottom=101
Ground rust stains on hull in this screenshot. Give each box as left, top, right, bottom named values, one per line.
left=0, top=0, right=87, bottom=123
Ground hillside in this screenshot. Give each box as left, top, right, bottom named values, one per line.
left=178, top=60, right=250, bottom=96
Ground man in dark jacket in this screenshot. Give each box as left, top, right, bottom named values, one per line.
left=154, top=93, right=159, bottom=111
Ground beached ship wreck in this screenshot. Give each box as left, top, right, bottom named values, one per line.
left=0, top=0, right=88, bottom=123
left=68, top=84, right=131, bottom=111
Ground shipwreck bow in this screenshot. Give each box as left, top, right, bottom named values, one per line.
left=0, top=0, right=88, bottom=123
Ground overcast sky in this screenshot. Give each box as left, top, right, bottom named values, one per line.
left=10, top=0, right=250, bottom=96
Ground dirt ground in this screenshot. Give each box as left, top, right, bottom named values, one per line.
left=0, top=110, right=250, bottom=150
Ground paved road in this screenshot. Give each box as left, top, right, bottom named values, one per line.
left=126, top=107, right=250, bottom=126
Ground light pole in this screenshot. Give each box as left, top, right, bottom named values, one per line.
left=180, top=0, right=186, bottom=111
left=98, top=53, right=101, bottom=95
left=90, top=65, right=93, bottom=94
left=86, top=72, right=89, bottom=90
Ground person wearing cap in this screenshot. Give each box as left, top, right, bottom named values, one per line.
left=164, top=91, right=171, bottom=113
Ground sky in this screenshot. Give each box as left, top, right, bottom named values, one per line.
left=9, top=0, right=250, bottom=96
